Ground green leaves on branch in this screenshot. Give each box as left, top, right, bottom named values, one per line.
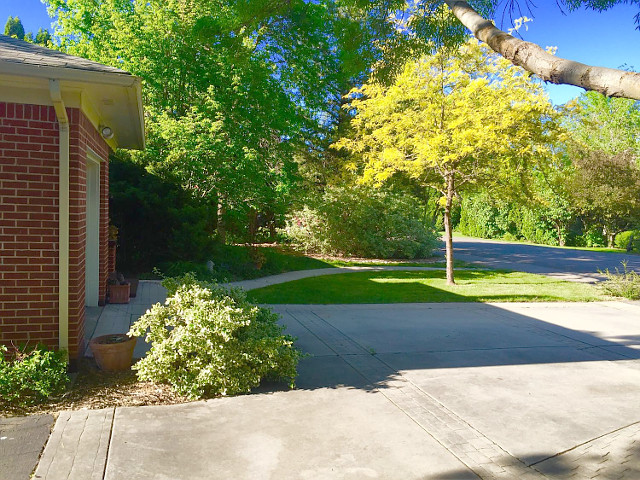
left=334, top=40, right=560, bottom=196
left=44, top=0, right=414, bottom=237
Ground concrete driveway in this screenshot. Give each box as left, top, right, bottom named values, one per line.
left=36, top=301, right=640, bottom=479
left=452, top=236, right=640, bottom=281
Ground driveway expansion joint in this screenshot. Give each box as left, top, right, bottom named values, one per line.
left=533, top=421, right=640, bottom=479
left=288, top=307, right=551, bottom=479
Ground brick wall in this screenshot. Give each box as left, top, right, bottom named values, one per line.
left=0, top=102, right=109, bottom=359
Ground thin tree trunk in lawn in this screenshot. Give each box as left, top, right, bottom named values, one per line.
left=443, top=173, right=456, bottom=285
left=556, top=224, right=565, bottom=247
left=443, top=0, right=640, bottom=100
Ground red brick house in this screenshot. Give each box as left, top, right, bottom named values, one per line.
left=0, top=35, right=144, bottom=360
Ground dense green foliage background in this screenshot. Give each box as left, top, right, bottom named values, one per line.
left=283, top=186, right=438, bottom=258
left=9, top=1, right=637, bottom=275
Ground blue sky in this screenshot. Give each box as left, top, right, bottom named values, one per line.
left=1, top=0, right=638, bottom=105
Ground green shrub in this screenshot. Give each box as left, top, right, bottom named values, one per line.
left=514, top=207, right=558, bottom=246
left=575, top=228, right=606, bottom=248
left=599, top=262, right=640, bottom=300
left=110, top=155, right=216, bottom=273
left=458, top=194, right=505, bottom=239
left=282, top=186, right=438, bottom=259
left=615, top=230, right=640, bottom=252
left=128, top=274, right=301, bottom=399
left=458, top=193, right=558, bottom=245
left=0, top=345, right=68, bottom=407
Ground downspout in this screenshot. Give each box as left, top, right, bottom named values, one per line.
left=49, top=79, right=69, bottom=356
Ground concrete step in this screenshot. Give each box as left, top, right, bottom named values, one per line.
left=33, top=408, right=114, bottom=480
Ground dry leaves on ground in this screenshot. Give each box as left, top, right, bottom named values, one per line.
left=1, top=358, right=191, bottom=417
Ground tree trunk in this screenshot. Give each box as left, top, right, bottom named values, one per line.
left=443, top=0, right=640, bottom=100
left=443, top=173, right=456, bottom=285
left=248, top=209, right=259, bottom=244
left=607, top=232, right=616, bottom=248
left=556, top=224, right=565, bottom=247
left=266, top=210, right=277, bottom=241
left=626, top=234, right=635, bottom=252
left=217, top=200, right=226, bottom=244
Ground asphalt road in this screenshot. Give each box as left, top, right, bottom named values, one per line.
left=451, top=235, right=640, bottom=282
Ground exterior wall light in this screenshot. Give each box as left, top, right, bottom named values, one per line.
left=100, top=126, right=114, bottom=140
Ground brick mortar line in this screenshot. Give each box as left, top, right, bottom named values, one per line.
left=291, top=308, right=548, bottom=479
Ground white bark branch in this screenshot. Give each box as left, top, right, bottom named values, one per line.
left=443, top=0, right=640, bottom=100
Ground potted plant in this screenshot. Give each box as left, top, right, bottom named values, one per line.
left=90, top=333, right=137, bottom=371
left=124, top=274, right=139, bottom=298
left=108, top=272, right=130, bottom=304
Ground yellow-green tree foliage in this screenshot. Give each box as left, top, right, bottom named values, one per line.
left=334, top=40, right=561, bottom=284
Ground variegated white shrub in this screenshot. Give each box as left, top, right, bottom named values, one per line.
left=128, top=274, right=301, bottom=399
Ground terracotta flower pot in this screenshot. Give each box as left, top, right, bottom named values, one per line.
left=109, top=283, right=130, bottom=304
left=90, top=333, right=137, bottom=372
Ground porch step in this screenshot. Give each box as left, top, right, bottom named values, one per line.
left=33, top=408, right=114, bottom=480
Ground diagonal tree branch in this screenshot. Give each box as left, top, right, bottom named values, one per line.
left=443, top=0, right=640, bottom=100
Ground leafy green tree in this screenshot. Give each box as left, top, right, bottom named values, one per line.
left=44, top=0, right=405, bottom=242
left=335, top=40, right=560, bottom=284
left=568, top=150, right=640, bottom=246
left=24, top=28, right=52, bottom=45
left=34, top=28, right=52, bottom=45
left=568, top=92, right=640, bottom=158
left=4, top=16, right=25, bottom=39
left=563, top=92, right=640, bottom=245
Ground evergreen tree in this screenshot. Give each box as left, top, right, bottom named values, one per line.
left=4, top=16, right=26, bottom=39
left=35, top=28, right=52, bottom=45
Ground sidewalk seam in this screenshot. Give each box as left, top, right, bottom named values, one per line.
left=529, top=420, right=640, bottom=467
left=292, top=307, right=549, bottom=479
left=100, top=407, right=116, bottom=480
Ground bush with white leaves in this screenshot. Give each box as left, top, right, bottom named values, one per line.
left=129, top=274, right=301, bottom=399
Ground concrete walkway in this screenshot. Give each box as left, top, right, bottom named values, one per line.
left=36, top=297, right=640, bottom=479
left=226, top=265, right=472, bottom=290
left=84, top=268, right=473, bottom=357
left=84, top=280, right=167, bottom=359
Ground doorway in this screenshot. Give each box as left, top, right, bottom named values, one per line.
left=85, top=153, right=100, bottom=307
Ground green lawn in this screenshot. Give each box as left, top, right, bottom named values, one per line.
left=144, top=245, right=335, bottom=282
left=148, top=244, right=459, bottom=282
left=246, top=270, right=604, bottom=304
